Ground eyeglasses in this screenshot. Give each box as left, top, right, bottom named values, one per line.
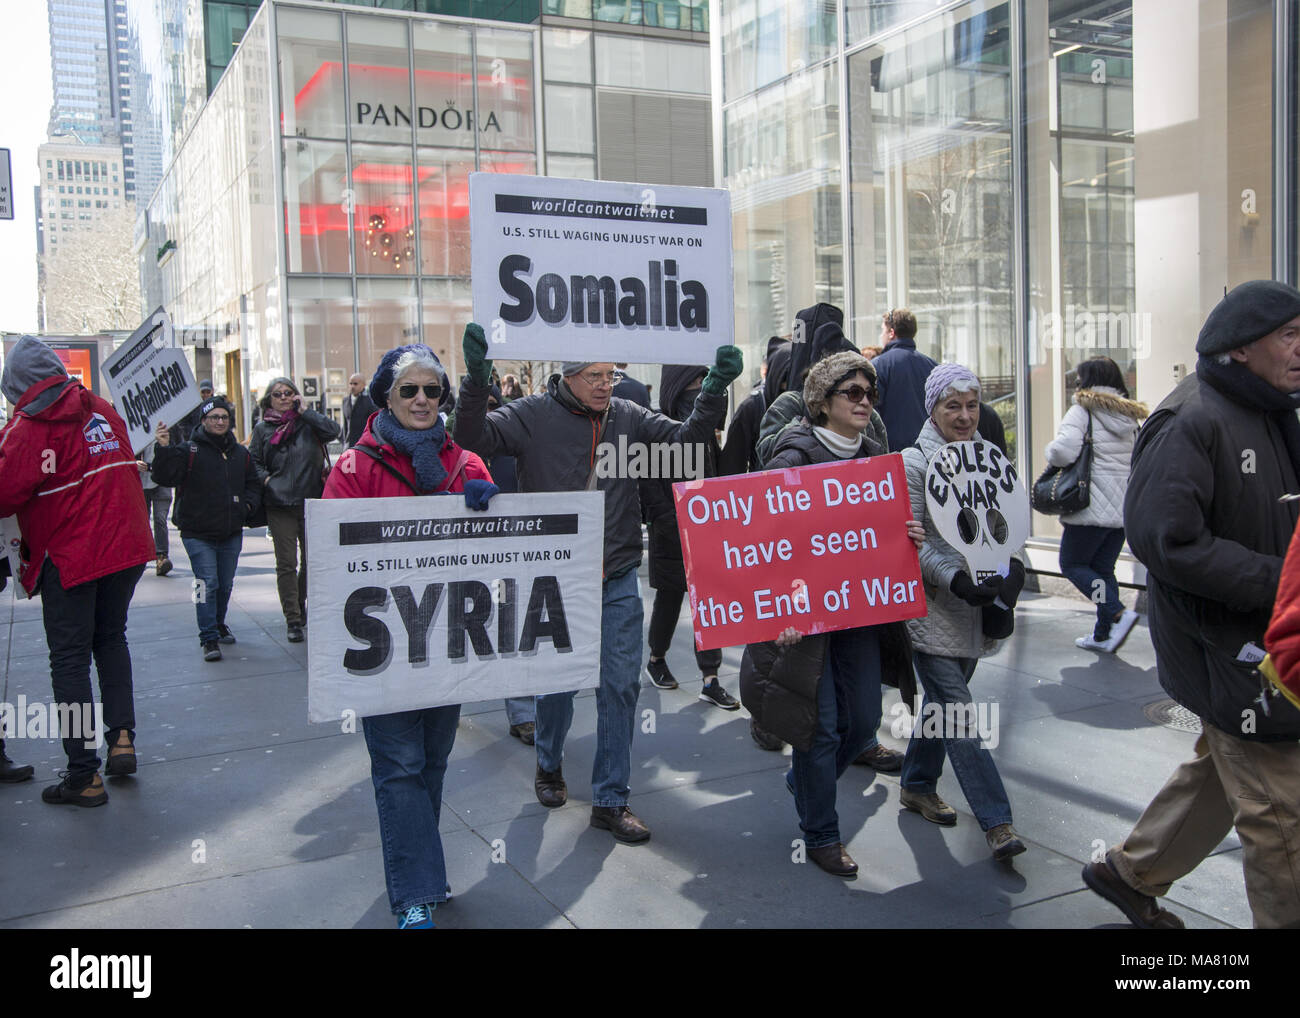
left=396, top=383, right=441, bottom=400
left=832, top=384, right=877, bottom=404
left=579, top=370, right=623, bottom=388
left=270, top=390, right=295, bottom=399
left=206, top=414, right=230, bottom=422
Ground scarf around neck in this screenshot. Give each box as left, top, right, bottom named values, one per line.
left=262, top=406, right=299, bottom=446
left=813, top=424, right=865, bottom=460
left=1197, top=355, right=1300, bottom=478
left=373, top=408, right=448, bottom=493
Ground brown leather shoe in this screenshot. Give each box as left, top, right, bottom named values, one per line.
left=808, top=842, right=859, bottom=877
left=509, top=722, right=536, bottom=746
left=590, top=805, right=651, bottom=843
left=1082, top=859, right=1185, bottom=929
left=105, top=729, right=137, bottom=776
left=855, top=744, right=903, bottom=772
left=534, top=765, right=566, bottom=808
left=42, top=771, right=108, bottom=807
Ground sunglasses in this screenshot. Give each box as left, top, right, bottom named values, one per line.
left=270, top=390, right=295, bottom=399
left=396, top=383, right=441, bottom=400
left=832, top=384, right=877, bottom=404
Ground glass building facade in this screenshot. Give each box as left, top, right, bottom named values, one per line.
left=716, top=0, right=1297, bottom=576
left=145, top=0, right=710, bottom=435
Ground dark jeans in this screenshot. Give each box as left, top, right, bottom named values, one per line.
left=647, top=586, right=722, bottom=675
left=144, top=486, right=171, bottom=557
left=790, top=626, right=882, bottom=849
left=1059, top=523, right=1126, bottom=639
left=182, top=532, right=242, bottom=643
left=266, top=503, right=307, bottom=626
left=39, top=560, right=145, bottom=778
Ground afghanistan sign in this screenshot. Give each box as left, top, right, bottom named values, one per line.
left=306, top=492, right=603, bottom=723
left=470, top=172, right=734, bottom=363
left=923, top=440, right=1029, bottom=581
left=674, top=454, right=926, bottom=651
left=101, top=308, right=201, bottom=452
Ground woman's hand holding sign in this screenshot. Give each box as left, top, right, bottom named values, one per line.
left=906, top=519, right=924, bottom=551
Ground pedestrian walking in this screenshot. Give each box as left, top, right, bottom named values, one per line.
left=872, top=308, right=937, bottom=452
left=136, top=424, right=180, bottom=576
left=150, top=399, right=261, bottom=662
left=742, top=351, right=925, bottom=877
left=0, top=336, right=155, bottom=807
left=323, top=343, right=497, bottom=929
left=898, top=362, right=1028, bottom=861
left=342, top=373, right=378, bottom=449
left=1043, top=356, right=1147, bottom=652
left=249, top=377, right=341, bottom=643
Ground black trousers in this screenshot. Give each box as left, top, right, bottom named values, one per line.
left=40, top=560, right=145, bottom=777
left=647, top=586, right=722, bottom=675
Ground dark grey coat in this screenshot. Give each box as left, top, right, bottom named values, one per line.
left=248, top=407, right=341, bottom=507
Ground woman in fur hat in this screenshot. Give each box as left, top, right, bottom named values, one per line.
left=1044, top=356, right=1149, bottom=653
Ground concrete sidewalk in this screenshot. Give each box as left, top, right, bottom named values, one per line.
left=0, top=530, right=1247, bottom=929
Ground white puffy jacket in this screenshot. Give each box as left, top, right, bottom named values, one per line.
left=1043, top=386, right=1148, bottom=528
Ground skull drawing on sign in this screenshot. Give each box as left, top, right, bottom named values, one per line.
left=923, top=440, right=1030, bottom=581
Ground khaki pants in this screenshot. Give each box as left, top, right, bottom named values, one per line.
left=1110, top=725, right=1300, bottom=928
left=266, top=504, right=307, bottom=627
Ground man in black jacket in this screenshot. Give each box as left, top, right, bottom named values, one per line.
left=342, top=374, right=377, bottom=449
left=151, top=398, right=262, bottom=661
left=872, top=308, right=937, bottom=451
left=1083, top=280, right=1300, bottom=929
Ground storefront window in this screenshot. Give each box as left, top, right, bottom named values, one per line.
left=475, top=28, right=537, bottom=154
left=413, top=19, right=476, bottom=151
left=278, top=7, right=346, bottom=140
left=543, top=27, right=592, bottom=83
left=420, top=277, right=473, bottom=378
left=416, top=147, right=474, bottom=277
left=347, top=14, right=414, bottom=147
left=287, top=277, right=355, bottom=405
left=357, top=277, right=420, bottom=378
left=283, top=139, right=351, bottom=274
left=351, top=143, right=417, bottom=277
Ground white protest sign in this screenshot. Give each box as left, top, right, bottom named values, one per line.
left=102, top=307, right=200, bottom=453
left=924, top=440, right=1029, bottom=581
left=306, top=491, right=604, bottom=723
left=470, top=172, right=734, bottom=362
left=1, top=516, right=27, bottom=600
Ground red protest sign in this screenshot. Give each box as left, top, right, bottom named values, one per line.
left=673, top=453, right=926, bottom=650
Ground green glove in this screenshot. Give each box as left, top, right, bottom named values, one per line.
left=701, top=345, right=743, bottom=396
left=462, top=322, right=493, bottom=388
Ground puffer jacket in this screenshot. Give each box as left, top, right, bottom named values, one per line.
left=738, top=635, right=829, bottom=752
left=903, top=419, right=1025, bottom=659
left=248, top=407, right=341, bottom=507
left=1044, top=387, right=1148, bottom=528
left=455, top=372, right=728, bottom=578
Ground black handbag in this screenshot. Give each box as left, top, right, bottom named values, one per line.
left=1031, top=411, right=1093, bottom=515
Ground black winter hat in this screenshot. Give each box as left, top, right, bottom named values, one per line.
left=200, top=396, right=234, bottom=420
left=1197, top=280, right=1300, bottom=355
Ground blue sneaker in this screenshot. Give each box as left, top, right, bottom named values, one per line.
left=398, top=903, right=436, bottom=929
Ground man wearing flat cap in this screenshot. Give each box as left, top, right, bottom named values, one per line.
left=1083, top=279, right=1300, bottom=929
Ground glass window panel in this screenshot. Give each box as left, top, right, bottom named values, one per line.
left=357, top=278, right=420, bottom=379
left=416, top=147, right=474, bottom=277
left=474, top=28, right=537, bottom=154
left=546, top=154, right=596, bottom=178
left=595, top=35, right=708, bottom=94
left=1059, top=79, right=1104, bottom=131
left=412, top=19, right=475, bottom=150
left=287, top=277, right=354, bottom=408
left=347, top=14, right=414, bottom=146
left=545, top=84, right=594, bottom=153
left=844, top=0, right=935, bottom=48
left=352, top=143, right=417, bottom=276
left=283, top=139, right=351, bottom=273
left=543, top=27, right=592, bottom=83
left=420, top=277, right=473, bottom=380
left=278, top=7, right=346, bottom=140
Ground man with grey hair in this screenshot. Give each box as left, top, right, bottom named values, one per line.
left=455, top=323, right=742, bottom=843
left=1084, top=279, right=1300, bottom=929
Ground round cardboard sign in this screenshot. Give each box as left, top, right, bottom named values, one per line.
left=924, top=440, right=1029, bottom=580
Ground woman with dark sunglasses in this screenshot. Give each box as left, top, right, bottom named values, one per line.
left=249, top=377, right=341, bottom=643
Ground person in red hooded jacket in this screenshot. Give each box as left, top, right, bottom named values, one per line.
left=0, top=336, right=155, bottom=807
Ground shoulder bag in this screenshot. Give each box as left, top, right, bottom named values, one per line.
left=1031, top=411, right=1093, bottom=515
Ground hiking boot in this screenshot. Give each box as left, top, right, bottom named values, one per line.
left=0, top=744, right=34, bottom=783
left=986, top=823, right=1026, bottom=860
left=855, top=744, right=903, bottom=772
left=699, top=678, right=740, bottom=710
left=156, top=556, right=173, bottom=577
left=900, top=788, right=957, bottom=826
left=42, top=771, right=107, bottom=807
left=287, top=623, right=304, bottom=643
left=644, top=658, right=678, bottom=690
left=509, top=721, right=536, bottom=746
left=750, top=720, right=784, bottom=751
left=104, top=729, right=137, bottom=777
left=398, top=903, right=436, bottom=929
left=1082, top=859, right=1185, bottom=929
left=217, top=624, right=237, bottom=645
left=203, top=641, right=222, bottom=662
left=590, top=805, right=651, bottom=843
left=534, top=764, right=567, bottom=808
left=808, top=842, right=858, bottom=877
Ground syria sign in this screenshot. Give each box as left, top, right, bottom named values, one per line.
left=470, top=172, right=734, bottom=362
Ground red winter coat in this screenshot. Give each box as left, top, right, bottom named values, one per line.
left=1264, top=517, right=1300, bottom=703
left=0, top=378, right=155, bottom=594
left=322, top=416, right=492, bottom=500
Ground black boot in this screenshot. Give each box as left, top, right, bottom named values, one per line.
left=0, top=740, right=34, bottom=783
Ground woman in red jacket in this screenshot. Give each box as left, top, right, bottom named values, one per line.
left=323, top=344, right=496, bottom=929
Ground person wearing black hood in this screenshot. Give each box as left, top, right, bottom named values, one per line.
left=718, top=337, right=791, bottom=476
left=641, top=364, right=739, bottom=710
left=1083, top=280, right=1300, bottom=930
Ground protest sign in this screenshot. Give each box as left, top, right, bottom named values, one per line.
left=102, top=307, right=200, bottom=453
left=306, top=492, right=603, bottom=723
left=1, top=517, right=27, bottom=600
left=924, top=440, right=1029, bottom=581
left=674, top=454, right=925, bottom=651
left=470, top=172, right=733, bottom=363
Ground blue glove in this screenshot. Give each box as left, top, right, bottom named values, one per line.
left=463, top=478, right=499, bottom=511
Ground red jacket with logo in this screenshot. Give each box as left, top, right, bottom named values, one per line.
left=323, top=416, right=491, bottom=500
left=0, top=377, right=154, bottom=594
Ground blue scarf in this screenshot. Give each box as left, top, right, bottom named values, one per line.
left=373, top=409, right=448, bottom=493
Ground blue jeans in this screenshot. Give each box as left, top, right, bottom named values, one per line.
left=505, top=697, right=535, bottom=726
left=1058, top=523, right=1126, bottom=640
left=362, top=705, right=461, bottom=914
left=790, top=627, right=883, bottom=849
left=534, top=568, right=643, bottom=808
left=182, top=533, right=242, bottom=644
left=901, top=652, right=1012, bottom=832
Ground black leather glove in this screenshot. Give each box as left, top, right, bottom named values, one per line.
left=998, top=560, right=1026, bottom=608
left=951, top=570, right=1001, bottom=607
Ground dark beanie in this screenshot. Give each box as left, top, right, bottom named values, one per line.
left=1197, top=280, right=1300, bottom=355
left=369, top=344, right=449, bottom=410
left=200, top=396, right=234, bottom=420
